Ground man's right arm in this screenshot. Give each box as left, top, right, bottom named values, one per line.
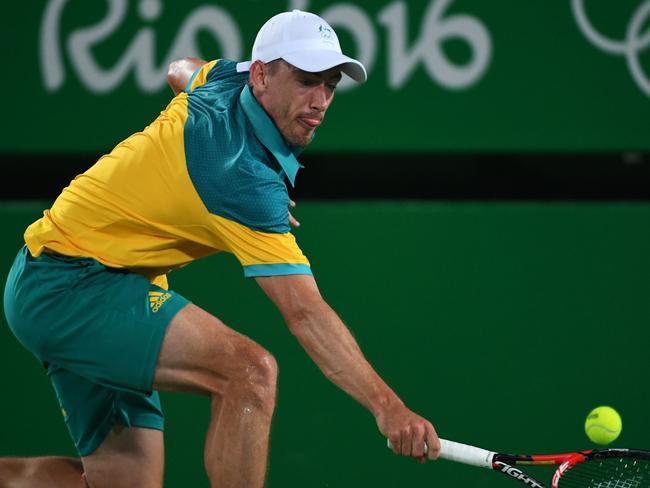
left=167, top=57, right=206, bottom=95
left=256, top=273, right=440, bottom=461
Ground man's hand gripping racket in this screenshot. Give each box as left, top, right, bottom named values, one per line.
left=387, top=438, right=650, bottom=487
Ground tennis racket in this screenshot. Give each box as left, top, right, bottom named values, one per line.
left=387, top=438, right=650, bottom=487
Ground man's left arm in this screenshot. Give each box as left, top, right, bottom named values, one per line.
left=167, top=57, right=206, bottom=95
left=256, top=273, right=440, bottom=461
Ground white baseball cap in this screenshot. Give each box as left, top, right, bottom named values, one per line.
left=237, top=10, right=367, bottom=83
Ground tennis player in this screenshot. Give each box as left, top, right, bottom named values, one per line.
left=2, top=10, right=439, bottom=488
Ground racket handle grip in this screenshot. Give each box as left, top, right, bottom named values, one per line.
left=439, top=439, right=494, bottom=468
left=386, top=438, right=494, bottom=468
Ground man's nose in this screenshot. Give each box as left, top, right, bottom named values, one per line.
left=310, top=84, right=330, bottom=111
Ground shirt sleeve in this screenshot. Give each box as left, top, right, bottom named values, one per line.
left=186, top=60, right=219, bottom=92
left=208, top=212, right=312, bottom=278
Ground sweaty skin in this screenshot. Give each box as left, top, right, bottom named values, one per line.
left=248, top=59, right=342, bottom=147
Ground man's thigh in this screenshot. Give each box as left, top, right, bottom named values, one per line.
left=153, top=303, right=276, bottom=395
left=82, top=426, right=164, bottom=488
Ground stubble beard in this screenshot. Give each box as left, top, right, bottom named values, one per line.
left=274, top=99, right=316, bottom=148
left=281, top=114, right=313, bottom=148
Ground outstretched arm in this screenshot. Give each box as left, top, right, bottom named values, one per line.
left=167, top=57, right=206, bottom=95
left=256, top=273, right=440, bottom=461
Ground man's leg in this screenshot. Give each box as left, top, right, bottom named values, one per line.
left=154, top=303, right=278, bottom=488
left=0, top=426, right=162, bottom=488
left=0, top=457, right=85, bottom=488
left=81, top=426, right=163, bottom=488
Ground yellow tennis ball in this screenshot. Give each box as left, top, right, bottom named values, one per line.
left=585, top=406, right=622, bottom=445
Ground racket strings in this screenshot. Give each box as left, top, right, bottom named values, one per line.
left=558, top=457, right=650, bottom=488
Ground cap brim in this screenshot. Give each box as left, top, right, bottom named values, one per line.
left=281, top=50, right=367, bottom=83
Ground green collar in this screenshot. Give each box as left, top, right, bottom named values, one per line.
left=239, top=85, right=304, bottom=187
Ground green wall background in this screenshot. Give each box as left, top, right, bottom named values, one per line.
left=4, top=0, right=650, bottom=152
left=0, top=201, right=648, bottom=487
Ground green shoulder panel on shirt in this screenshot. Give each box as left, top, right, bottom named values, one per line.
left=183, top=60, right=306, bottom=234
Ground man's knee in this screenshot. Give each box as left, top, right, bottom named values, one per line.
left=242, top=348, right=278, bottom=387
left=228, top=347, right=278, bottom=411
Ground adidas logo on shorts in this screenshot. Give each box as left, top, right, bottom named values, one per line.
left=149, top=291, right=172, bottom=313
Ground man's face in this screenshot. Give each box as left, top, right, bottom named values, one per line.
left=251, top=60, right=343, bottom=147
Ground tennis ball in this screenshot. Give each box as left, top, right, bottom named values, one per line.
left=585, top=406, right=622, bottom=445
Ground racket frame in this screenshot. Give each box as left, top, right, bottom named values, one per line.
left=387, top=438, right=650, bottom=488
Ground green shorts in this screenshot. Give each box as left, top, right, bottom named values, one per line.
left=3, top=246, right=190, bottom=456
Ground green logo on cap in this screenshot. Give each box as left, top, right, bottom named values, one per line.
left=319, top=25, right=333, bottom=40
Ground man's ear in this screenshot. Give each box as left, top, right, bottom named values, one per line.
left=249, top=61, right=268, bottom=93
